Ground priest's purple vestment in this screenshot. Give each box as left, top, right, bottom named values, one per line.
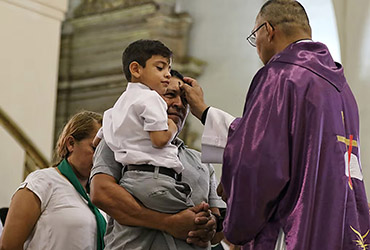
left=221, top=41, right=370, bottom=250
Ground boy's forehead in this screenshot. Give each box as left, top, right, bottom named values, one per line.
left=150, top=55, right=172, bottom=65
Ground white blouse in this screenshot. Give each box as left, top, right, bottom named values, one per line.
left=17, top=168, right=97, bottom=250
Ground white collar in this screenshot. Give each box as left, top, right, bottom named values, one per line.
left=295, top=39, right=313, bottom=43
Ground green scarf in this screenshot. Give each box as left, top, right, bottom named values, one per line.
left=58, top=158, right=106, bottom=250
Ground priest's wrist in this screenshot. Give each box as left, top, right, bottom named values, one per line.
left=201, top=106, right=211, bottom=125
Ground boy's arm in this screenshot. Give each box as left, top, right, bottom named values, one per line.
left=149, top=119, right=178, bottom=148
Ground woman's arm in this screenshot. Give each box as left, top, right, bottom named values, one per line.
left=0, top=188, right=41, bottom=250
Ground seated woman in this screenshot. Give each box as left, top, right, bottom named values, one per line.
left=0, top=111, right=105, bottom=250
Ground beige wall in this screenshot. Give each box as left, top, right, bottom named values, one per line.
left=0, top=0, right=68, bottom=207
left=333, top=0, right=370, bottom=194
left=176, top=0, right=264, bottom=179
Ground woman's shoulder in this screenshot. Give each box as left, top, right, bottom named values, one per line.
left=16, top=168, right=61, bottom=211
left=25, top=167, right=60, bottom=182
left=21, top=167, right=69, bottom=196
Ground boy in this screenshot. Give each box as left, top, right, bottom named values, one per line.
left=99, top=40, right=193, bottom=214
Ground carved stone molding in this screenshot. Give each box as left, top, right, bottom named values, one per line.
left=74, top=0, right=154, bottom=17
left=56, top=0, right=205, bottom=148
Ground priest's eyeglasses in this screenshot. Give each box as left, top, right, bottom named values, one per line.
left=246, top=22, right=274, bottom=47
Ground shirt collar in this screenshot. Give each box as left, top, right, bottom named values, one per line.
left=126, top=82, right=150, bottom=90
left=294, top=38, right=313, bottom=44
left=172, top=137, right=185, bottom=148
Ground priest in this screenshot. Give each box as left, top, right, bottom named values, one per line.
left=182, top=1, right=370, bottom=249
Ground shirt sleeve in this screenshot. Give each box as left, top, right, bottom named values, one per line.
left=91, top=139, right=123, bottom=182
left=141, top=92, right=168, bottom=132
left=15, top=170, right=53, bottom=212
left=201, top=107, right=236, bottom=163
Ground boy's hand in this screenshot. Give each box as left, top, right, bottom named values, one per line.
left=93, top=136, right=101, bottom=148
left=168, top=118, right=178, bottom=137
left=168, top=116, right=181, bottom=134
left=181, top=77, right=208, bottom=120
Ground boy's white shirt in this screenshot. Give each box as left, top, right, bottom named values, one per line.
left=98, top=104, right=235, bottom=165
left=102, top=82, right=183, bottom=173
left=201, top=107, right=235, bottom=163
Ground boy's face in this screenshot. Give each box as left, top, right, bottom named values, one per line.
left=137, top=55, right=171, bottom=95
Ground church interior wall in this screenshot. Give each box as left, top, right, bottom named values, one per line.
left=332, top=0, right=370, bottom=194
left=1, top=0, right=370, bottom=207
left=0, top=0, right=68, bottom=207
left=175, top=0, right=264, bottom=178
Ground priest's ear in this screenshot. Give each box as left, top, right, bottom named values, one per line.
left=129, top=61, right=142, bottom=80
left=266, top=22, right=275, bottom=43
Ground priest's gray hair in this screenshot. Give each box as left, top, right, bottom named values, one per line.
left=259, top=0, right=312, bottom=37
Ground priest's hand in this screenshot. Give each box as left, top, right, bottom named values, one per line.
left=181, top=77, right=208, bottom=120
